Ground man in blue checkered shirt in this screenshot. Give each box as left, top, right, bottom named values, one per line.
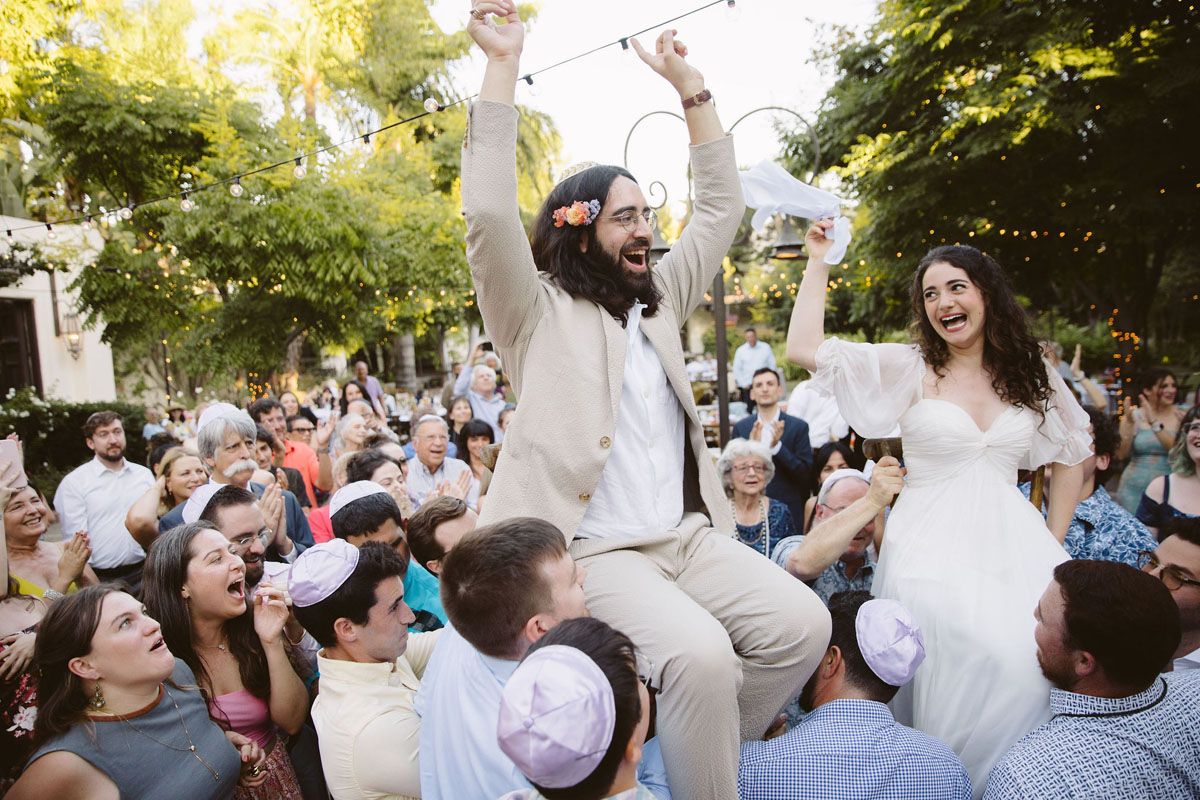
left=738, top=591, right=971, bottom=800
left=983, top=559, right=1200, bottom=799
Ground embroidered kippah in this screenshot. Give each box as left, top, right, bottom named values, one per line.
left=556, top=161, right=601, bottom=185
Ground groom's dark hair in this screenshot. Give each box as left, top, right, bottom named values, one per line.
left=530, top=165, right=662, bottom=326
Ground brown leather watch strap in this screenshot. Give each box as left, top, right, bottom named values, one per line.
left=681, top=89, right=713, bottom=110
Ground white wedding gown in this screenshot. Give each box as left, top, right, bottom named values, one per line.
left=812, top=338, right=1091, bottom=798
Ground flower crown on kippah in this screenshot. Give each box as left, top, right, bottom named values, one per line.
left=552, top=199, right=602, bottom=228
left=556, top=161, right=600, bottom=185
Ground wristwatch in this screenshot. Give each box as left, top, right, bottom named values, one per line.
left=681, top=89, right=712, bottom=110
left=1151, top=422, right=1165, bottom=433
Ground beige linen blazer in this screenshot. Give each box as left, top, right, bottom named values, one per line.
left=462, top=100, right=742, bottom=542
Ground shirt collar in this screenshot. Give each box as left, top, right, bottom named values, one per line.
left=804, top=698, right=895, bottom=725
left=1050, top=676, right=1168, bottom=718
left=88, top=456, right=128, bottom=476
left=836, top=548, right=876, bottom=574
left=479, top=651, right=521, bottom=685
left=316, top=650, right=420, bottom=691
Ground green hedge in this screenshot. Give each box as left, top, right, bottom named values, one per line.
left=0, top=388, right=148, bottom=498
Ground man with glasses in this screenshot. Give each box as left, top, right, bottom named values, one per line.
left=196, top=484, right=296, bottom=587
left=773, top=462, right=904, bottom=605
left=984, top=559, right=1200, bottom=799
left=463, top=10, right=830, bottom=798
left=406, top=415, right=478, bottom=512
left=1139, top=516, right=1200, bottom=671
left=248, top=397, right=333, bottom=507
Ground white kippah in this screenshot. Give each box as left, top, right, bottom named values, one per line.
left=329, top=480, right=390, bottom=519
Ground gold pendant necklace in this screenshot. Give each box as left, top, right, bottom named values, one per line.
left=117, top=686, right=220, bottom=782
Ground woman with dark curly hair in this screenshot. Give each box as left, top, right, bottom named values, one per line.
left=786, top=225, right=1091, bottom=796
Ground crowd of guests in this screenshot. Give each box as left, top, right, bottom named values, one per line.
left=0, top=344, right=1196, bottom=799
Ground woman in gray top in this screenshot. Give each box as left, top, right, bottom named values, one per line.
left=7, top=585, right=266, bottom=799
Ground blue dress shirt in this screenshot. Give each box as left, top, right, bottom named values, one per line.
left=738, top=699, right=972, bottom=800
left=983, top=671, right=1200, bottom=799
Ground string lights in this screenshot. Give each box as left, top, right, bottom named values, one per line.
left=2, top=0, right=736, bottom=237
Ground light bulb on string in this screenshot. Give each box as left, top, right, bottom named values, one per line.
left=229, top=178, right=243, bottom=197
left=45, top=223, right=56, bottom=240
left=119, top=206, right=134, bottom=220
left=82, top=216, right=93, bottom=231
left=423, top=97, right=441, bottom=113
left=724, top=0, right=741, bottom=20
left=5, top=230, right=14, bottom=245
left=293, top=158, right=306, bottom=179
left=180, top=193, right=194, bottom=212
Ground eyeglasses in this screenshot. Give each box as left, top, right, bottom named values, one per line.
left=1138, top=550, right=1200, bottom=592
left=290, top=425, right=315, bottom=434
left=1183, top=421, right=1200, bottom=436
left=603, top=208, right=657, bottom=233
left=232, top=528, right=273, bottom=550
left=731, top=463, right=767, bottom=474
left=634, top=649, right=656, bottom=693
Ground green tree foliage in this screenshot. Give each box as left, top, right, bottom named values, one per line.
left=2, top=0, right=561, bottom=393
left=786, top=0, right=1200, bottom=370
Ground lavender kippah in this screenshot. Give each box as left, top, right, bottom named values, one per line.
left=287, top=539, right=360, bottom=608
left=855, top=598, right=925, bottom=686
left=181, top=481, right=221, bottom=524
left=328, top=480, right=390, bottom=520
left=497, top=645, right=617, bottom=789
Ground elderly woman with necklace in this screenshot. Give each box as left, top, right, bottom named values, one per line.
left=8, top=585, right=266, bottom=799
left=717, top=438, right=798, bottom=558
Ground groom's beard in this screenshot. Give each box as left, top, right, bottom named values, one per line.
left=595, top=237, right=653, bottom=306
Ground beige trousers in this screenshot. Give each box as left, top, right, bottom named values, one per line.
left=569, top=513, right=832, bottom=800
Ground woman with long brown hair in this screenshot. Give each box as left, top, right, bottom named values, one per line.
left=8, top=584, right=265, bottom=799
left=142, top=522, right=308, bottom=799
left=787, top=229, right=1091, bottom=796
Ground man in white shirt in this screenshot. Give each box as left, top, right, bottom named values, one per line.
left=732, top=328, right=777, bottom=412
left=453, top=353, right=508, bottom=441
left=415, top=517, right=668, bottom=800
left=53, top=411, right=155, bottom=592
left=405, top=415, right=479, bottom=511
left=291, top=539, right=439, bottom=800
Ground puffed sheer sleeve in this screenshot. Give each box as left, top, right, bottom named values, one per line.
left=809, top=337, right=924, bottom=437
left=1021, top=359, right=1093, bottom=470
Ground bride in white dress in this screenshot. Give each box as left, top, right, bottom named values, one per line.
left=785, top=221, right=1091, bottom=797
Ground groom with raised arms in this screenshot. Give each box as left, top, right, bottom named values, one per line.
left=460, top=3, right=831, bottom=797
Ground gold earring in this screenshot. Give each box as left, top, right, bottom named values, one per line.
left=89, top=682, right=106, bottom=710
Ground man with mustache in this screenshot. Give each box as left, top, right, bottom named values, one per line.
left=54, top=410, right=156, bottom=593
left=462, top=6, right=830, bottom=797
left=157, top=404, right=312, bottom=555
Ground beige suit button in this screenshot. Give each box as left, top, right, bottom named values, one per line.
left=579, top=493, right=591, bottom=502
left=599, top=436, right=612, bottom=448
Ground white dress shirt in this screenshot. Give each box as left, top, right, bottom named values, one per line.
left=453, top=367, right=507, bottom=442
left=311, top=631, right=439, bottom=800
left=732, top=341, right=777, bottom=389
left=414, top=625, right=527, bottom=800
left=1175, top=647, right=1199, bottom=672
left=405, top=456, right=480, bottom=511
left=754, top=406, right=784, bottom=456
left=575, top=303, right=685, bottom=541
left=53, top=457, right=155, bottom=569
left=786, top=380, right=851, bottom=449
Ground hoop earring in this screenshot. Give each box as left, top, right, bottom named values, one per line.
left=89, top=682, right=106, bottom=710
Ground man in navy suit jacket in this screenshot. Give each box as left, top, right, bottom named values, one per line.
left=732, top=368, right=813, bottom=525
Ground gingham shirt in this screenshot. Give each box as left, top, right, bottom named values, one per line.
left=738, top=699, right=971, bottom=800
left=983, top=670, right=1200, bottom=799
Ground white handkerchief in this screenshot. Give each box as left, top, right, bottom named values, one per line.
left=739, top=160, right=852, bottom=264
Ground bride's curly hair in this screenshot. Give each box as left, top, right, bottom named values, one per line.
left=909, top=245, right=1051, bottom=415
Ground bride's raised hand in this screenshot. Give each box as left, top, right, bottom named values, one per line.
left=804, top=219, right=836, bottom=265
left=468, top=1, right=523, bottom=61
